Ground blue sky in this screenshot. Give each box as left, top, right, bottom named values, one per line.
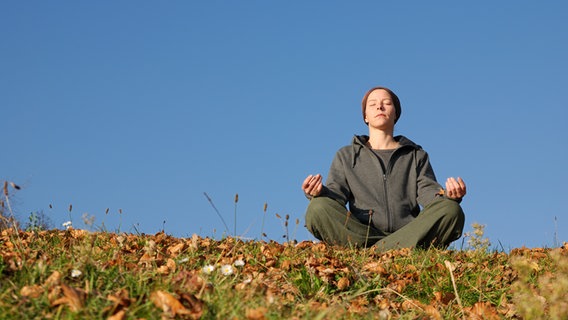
left=2, top=2, right=567, bottom=250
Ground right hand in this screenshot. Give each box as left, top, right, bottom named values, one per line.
left=302, top=174, right=323, bottom=197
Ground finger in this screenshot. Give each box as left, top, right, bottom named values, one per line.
left=445, top=181, right=453, bottom=197
left=314, top=174, right=322, bottom=185
left=302, top=175, right=314, bottom=191
left=302, top=174, right=314, bottom=193
left=457, top=177, right=466, bottom=190
left=308, top=176, right=322, bottom=193
left=447, top=177, right=465, bottom=198
left=315, top=181, right=323, bottom=194
left=446, top=178, right=456, bottom=191
left=457, top=177, right=466, bottom=196
left=445, top=178, right=458, bottom=198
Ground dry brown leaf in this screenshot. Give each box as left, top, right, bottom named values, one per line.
left=157, top=265, right=170, bottom=274
left=424, top=305, right=442, bottom=320
left=69, top=228, right=89, bottom=238
left=166, top=258, right=176, bottom=272
left=172, top=270, right=208, bottom=293
left=51, top=283, right=85, bottom=312
left=104, top=288, right=132, bottom=316
left=433, top=291, right=455, bottom=305
left=44, top=270, right=62, bottom=288
left=107, top=309, right=126, bottom=320
left=180, top=293, right=204, bottom=319
left=246, top=307, right=268, bottom=320
left=20, top=285, right=44, bottom=298
left=280, top=260, right=291, bottom=271
left=363, top=261, right=387, bottom=275
left=138, top=252, right=154, bottom=266
left=337, top=277, right=350, bottom=290
left=167, top=242, right=185, bottom=256
left=401, top=299, right=424, bottom=312
left=150, top=290, right=190, bottom=317
left=467, top=301, right=501, bottom=320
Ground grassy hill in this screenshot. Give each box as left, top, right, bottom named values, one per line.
left=1, top=228, right=567, bottom=319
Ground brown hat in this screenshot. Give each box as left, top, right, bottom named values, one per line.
left=361, top=86, right=402, bottom=124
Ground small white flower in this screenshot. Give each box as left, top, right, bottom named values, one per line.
left=202, top=265, right=215, bottom=275
left=234, top=259, right=245, bottom=267
left=71, top=269, right=82, bottom=278
left=220, top=264, right=234, bottom=276
left=62, top=221, right=72, bottom=230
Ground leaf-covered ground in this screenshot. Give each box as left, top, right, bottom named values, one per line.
left=1, top=229, right=567, bottom=319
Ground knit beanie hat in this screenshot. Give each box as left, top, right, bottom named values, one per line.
left=361, top=86, right=402, bottom=124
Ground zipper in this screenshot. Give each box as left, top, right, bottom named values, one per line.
left=365, top=147, right=393, bottom=232
left=382, top=173, right=392, bottom=232
left=359, top=137, right=413, bottom=233
left=383, top=146, right=408, bottom=232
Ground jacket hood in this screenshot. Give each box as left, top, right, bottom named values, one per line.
left=350, top=135, right=421, bottom=167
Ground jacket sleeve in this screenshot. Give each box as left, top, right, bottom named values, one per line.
left=319, top=151, right=351, bottom=206
left=416, top=150, right=445, bottom=207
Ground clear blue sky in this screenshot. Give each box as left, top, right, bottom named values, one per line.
left=2, top=2, right=567, bottom=249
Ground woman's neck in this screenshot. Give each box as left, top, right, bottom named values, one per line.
left=367, top=129, right=399, bottom=150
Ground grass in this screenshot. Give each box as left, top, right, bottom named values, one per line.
left=1, top=227, right=568, bottom=319
left=2, top=182, right=567, bottom=319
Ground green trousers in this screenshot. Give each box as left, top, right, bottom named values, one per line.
left=305, top=197, right=465, bottom=250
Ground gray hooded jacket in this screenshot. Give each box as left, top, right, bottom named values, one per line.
left=320, top=135, right=444, bottom=233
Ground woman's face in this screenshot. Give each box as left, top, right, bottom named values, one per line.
left=364, top=89, right=397, bottom=129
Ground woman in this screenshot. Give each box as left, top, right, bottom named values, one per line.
left=302, top=86, right=466, bottom=250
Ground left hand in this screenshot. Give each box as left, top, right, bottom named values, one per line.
left=445, top=177, right=466, bottom=199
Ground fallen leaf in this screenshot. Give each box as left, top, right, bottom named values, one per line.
left=166, top=258, right=176, bottom=272
left=150, top=290, right=190, bottom=317
left=246, top=307, right=267, bottom=320
left=467, top=301, right=501, bottom=320
left=363, top=261, right=387, bottom=275
left=107, top=309, right=126, bottom=320
left=138, top=252, right=154, bottom=266
left=157, top=265, right=170, bottom=274
left=167, top=242, right=185, bottom=256
left=20, top=285, right=44, bottom=298
left=337, top=277, right=350, bottom=290
left=103, top=288, right=132, bottom=316
left=433, top=291, right=455, bottom=305
left=424, top=305, right=442, bottom=320
left=180, top=293, right=204, bottom=319
left=280, top=260, right=291, bottom=271
left=51, top=284, right=85, bottom=312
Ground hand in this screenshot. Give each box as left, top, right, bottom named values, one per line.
left=445, top=177, right=466, bottom=199
left=302, top=174, right=323, bottom=197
